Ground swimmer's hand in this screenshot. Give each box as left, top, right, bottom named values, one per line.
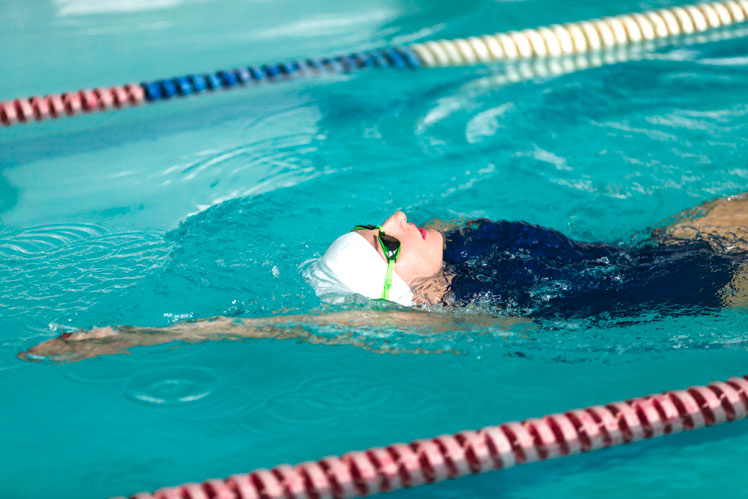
left=18, top=326, right=174, bottom=363
left=19, top=318, right=252, bottom=363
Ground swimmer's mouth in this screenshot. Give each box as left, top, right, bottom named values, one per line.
left=418, top=227, right=427, bottom=239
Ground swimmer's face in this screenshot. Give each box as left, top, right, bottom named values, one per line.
left=354, top=211, right=444, bottom=286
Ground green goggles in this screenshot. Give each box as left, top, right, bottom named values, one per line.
left=353, top=224, right=401, bottom=300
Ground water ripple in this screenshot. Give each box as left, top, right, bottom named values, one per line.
left=125, top=366, right=216, bottom=405
left=0, top=222, right=108, bottom=256
left=0, top=223, right=170, bottom=329
left=263, top=373, right=445, bottom=427
left=63, top=357, right=136, bottom=384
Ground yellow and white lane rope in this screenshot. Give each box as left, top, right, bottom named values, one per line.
left=409, top=1, right=748, bottom=67
left=471, top=22, right=748, bottom=88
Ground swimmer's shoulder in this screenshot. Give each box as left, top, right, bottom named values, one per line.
left=652, top=193, right=748, bottom=253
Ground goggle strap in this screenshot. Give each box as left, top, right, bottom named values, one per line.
left=382, top=260, right=395, bottom=300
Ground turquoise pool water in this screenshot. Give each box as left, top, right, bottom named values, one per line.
left=3, top=0, right=748, bottom=497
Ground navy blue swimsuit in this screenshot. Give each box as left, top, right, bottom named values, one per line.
left=443, top=220, right=741, bottom=320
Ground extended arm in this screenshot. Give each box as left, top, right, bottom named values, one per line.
left=19, top=309, right=531, bottom=363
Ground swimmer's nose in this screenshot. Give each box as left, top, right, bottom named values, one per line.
left=382, top=211, right=407, bottom=232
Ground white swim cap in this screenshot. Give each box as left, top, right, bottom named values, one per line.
left=303, top=232, right=414, bottom=307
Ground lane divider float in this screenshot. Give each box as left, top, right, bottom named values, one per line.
left=114, top=374, right=748, bottom=499
left=0, top=48, right=419, bottom=127
left=409, top=0, right=748, bottom=66
left=474, top=21, right=748, bottom=88
left=2, top=1, right=748, bottom=127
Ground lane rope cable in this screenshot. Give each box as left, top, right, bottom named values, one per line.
left=2, top=0, right=748, bottom=126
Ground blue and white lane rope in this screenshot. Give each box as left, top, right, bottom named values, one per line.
left=2, top=0, right=747, bottom=126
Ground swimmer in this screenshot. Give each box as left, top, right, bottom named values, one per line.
left=20, top=193, right=748, bottom=363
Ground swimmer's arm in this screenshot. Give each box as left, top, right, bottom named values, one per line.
left=20, top=310, right=531, bottom=363
left=653, top=192, right=748, bottom=251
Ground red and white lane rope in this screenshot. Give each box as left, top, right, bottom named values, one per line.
left=114, top=374, right=748, bottom=499
left=0, top=84, right=144, bottom=126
